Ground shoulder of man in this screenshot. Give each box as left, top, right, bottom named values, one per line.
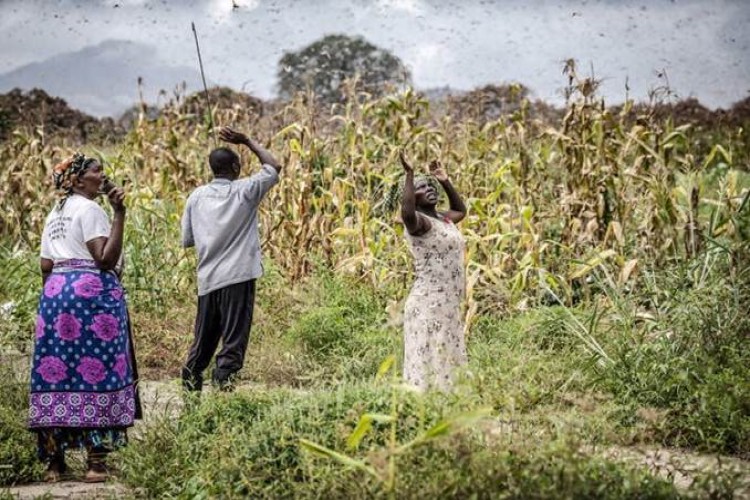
left=185, top=184, right=208, bottom=202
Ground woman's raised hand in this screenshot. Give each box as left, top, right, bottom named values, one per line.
left=399, top=150, right=413, bottom=173
left=428, top=160, right=448, bottom=182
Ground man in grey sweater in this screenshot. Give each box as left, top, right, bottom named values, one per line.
left=180, top=126, right=282, bottom=392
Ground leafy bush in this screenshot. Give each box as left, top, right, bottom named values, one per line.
left=119, top=384, right=430, bottom=497
left=389, top=442, right=682, bottom=499
left=0, top=361, right=41, bottom=486
left=0, top=246, right=39, bottom=353
left=466, top=310, right=594, bottom=411
left=285, top=271, right=398, bottom=382
left=119, top=383, right=691, bottom=499
left=595, top=248, right=750, bottom=457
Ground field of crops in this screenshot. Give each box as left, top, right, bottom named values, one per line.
left=1, top=69, right=749, bottom=497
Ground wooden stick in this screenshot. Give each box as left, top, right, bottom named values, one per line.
left=191, top=21, right=217, bottom=147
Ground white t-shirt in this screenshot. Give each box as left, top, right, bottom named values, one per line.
left=40, top=194, right=111, bottom=262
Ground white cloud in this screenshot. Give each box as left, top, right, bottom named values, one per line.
left=375, top=0, right=426, bottom=15
left=405, top=42, right=454, bottom=86
left=204, top=0, right=260, bottom=24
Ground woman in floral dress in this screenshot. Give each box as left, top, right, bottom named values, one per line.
left=29, top=153, right=140, bottom=482
left=399, top=151, right=468, bottom=391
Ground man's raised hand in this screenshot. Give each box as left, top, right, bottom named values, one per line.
left=218, top=126, right=249, bottom=145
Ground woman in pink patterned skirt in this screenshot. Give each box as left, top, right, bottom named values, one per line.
left=29, top=153, right=141, bottom=482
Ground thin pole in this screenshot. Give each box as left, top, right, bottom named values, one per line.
left=191, top=21, right=217, bottom=146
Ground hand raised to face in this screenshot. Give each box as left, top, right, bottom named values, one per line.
left=106, top=186, right=126, bottom=213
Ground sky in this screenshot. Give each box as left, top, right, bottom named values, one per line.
left=0, top=0, right=748, bottom=117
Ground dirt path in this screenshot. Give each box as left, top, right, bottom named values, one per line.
left=600, top=445, right=750, bottom=498
left=5, top=380, right=750, bottom=499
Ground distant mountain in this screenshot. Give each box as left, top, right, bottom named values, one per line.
left=0, top=40, right=208, bottom=118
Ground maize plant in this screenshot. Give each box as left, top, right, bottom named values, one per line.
left=1, top=77, right=748, bottom=315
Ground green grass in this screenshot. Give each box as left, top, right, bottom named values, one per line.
left=0, top=246, right=39, bottom=353
left=118, top=384, right=691, bottom=499
left=593, top=248, right=750, bottom=457
left=0, top=361, right=42, bottom=486
left=1, top=266, right=746, bottom=495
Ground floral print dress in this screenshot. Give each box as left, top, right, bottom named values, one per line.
left=29, top=260, right=140, bottom=461
left=403, top=215, right=467, bottom=391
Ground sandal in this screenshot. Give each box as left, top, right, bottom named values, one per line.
left=44, top=458, right=67, bottom=483
left=83, top=467, right=109, bottom=483
left=84, top=453, right=109, bottom=483
left=44, top=469, right=62, bottom=483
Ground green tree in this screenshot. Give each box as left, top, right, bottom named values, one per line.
left=277, top=34, right=411, bottom=102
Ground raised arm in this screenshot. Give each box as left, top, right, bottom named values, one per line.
left=429, top=160, right=466, bottom=224
left=400, top=151, right=431, bottom=237
left=86, top=186, right=126, bottom=271
left=219, top=126, right=282, bottom=173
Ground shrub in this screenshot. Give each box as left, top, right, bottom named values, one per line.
left=285, top=271, right=398, bottom=383
left=118, top=383, right=692, bottom=499
left=595, top=248, right=750, bottom=456
left=0, top=361, right=41, bottom=486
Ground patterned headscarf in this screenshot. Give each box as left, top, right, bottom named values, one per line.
left=52, top=153, right=97, bottom=209
left=53, top=153, right=97, bottom=192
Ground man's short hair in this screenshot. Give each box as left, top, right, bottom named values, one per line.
left=209, top=148, right=239, bottom=176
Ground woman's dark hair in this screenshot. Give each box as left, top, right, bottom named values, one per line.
left=209, top=147, right=239, bottom=176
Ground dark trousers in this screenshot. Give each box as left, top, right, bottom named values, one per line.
left=182, top=279, right=256, bottom=391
